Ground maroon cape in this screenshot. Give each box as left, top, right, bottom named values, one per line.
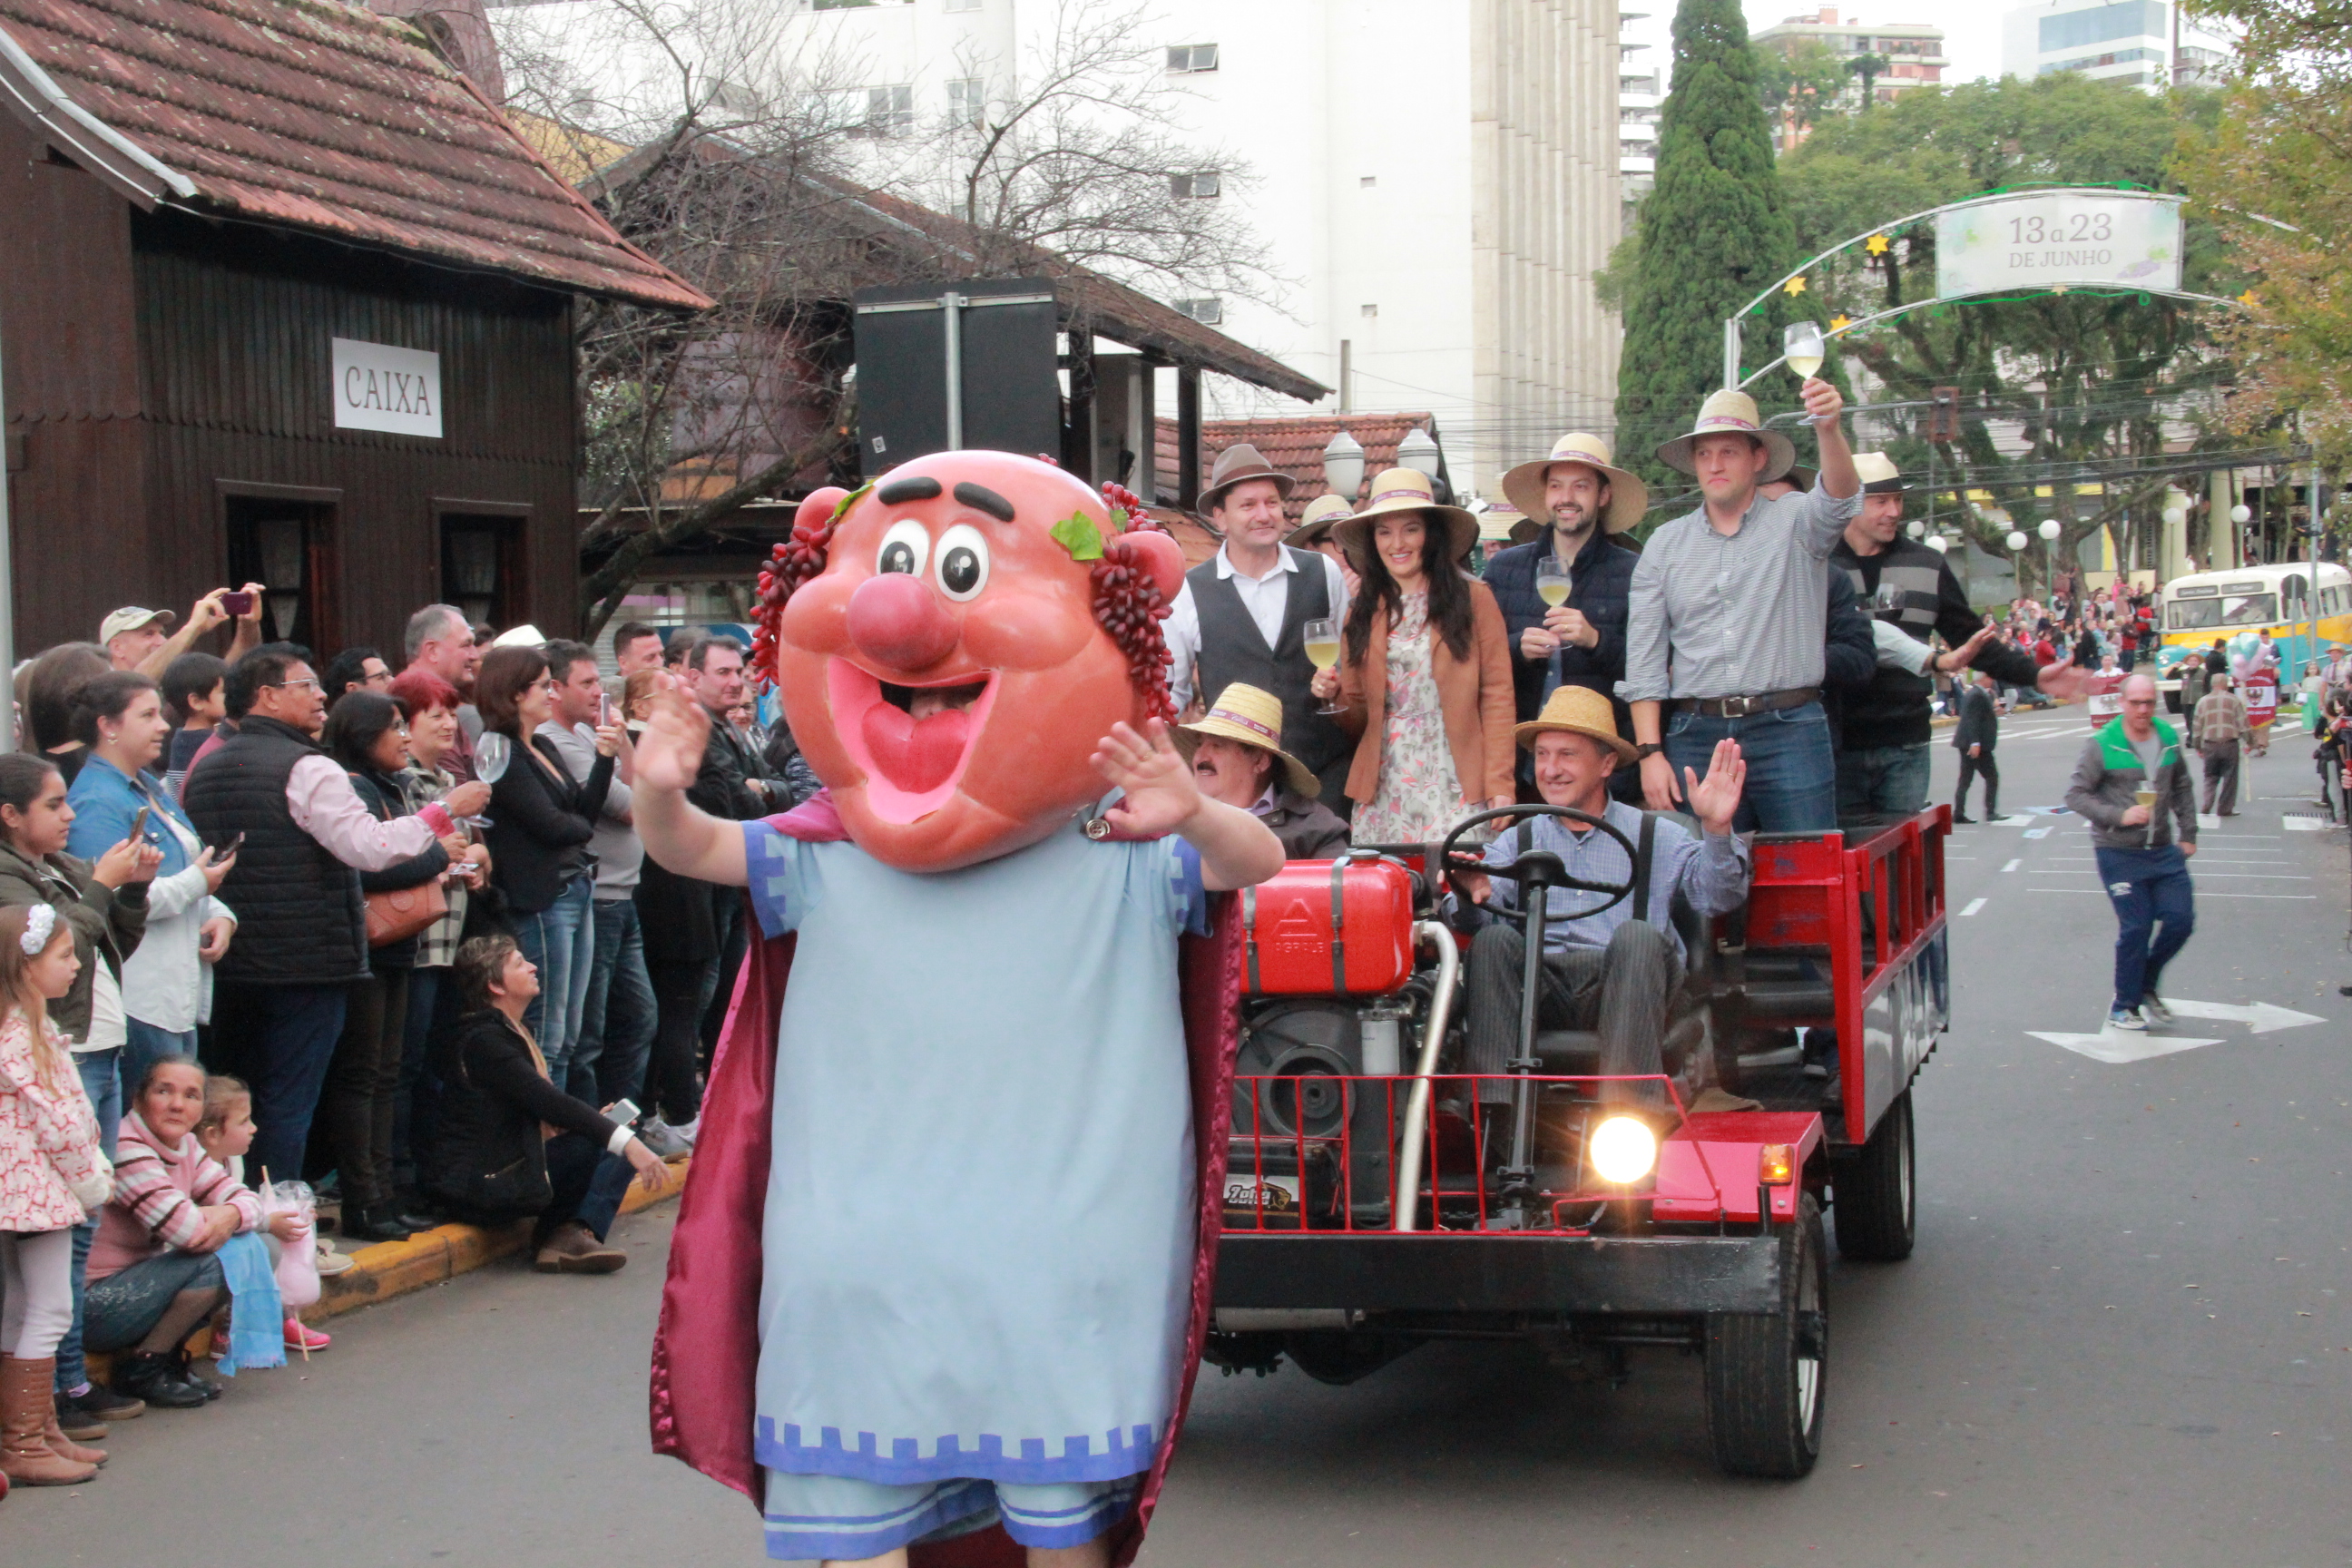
left=649, top=796, right=1243, bottom=1567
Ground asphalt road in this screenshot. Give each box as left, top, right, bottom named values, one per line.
left=10, top=711, right=2352, bottom=1567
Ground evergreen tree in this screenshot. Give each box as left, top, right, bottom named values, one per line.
left=1612, top=0, right=1799, bottom=502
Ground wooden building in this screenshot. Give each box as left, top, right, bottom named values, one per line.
left=0, top=0, right=705, bottom=657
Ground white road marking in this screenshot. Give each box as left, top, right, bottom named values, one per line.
left=2158, top=999, right=2328, bottom=1034
left=1959, top=897, right=1987, bottom=916
left=2284, top=817, right=2331, bottom=832
left=2030, top=1028, right=2223, bottom=1063
left=2024, top=826, right=2052, bottom=838
left=2002, top=858, right=2023, bottom=872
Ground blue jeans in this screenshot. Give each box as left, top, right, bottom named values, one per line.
left=2095, top=845, right=2196, bottom=1008
left=515, top=875, right=597, bottom=1092
left=55, top=1047, right=122, bottom=1395
left=1835, top=741, right=1933, bottom=823
left=1665, top=701, right=1838, bottom=833
left=82, top=1250, right=225, bottom=1354
left=583, top=897, right=656, bottom=1106
left=541, top=1131, right=636, bottom=1244
left=122, top=1019, right=197, bottom=1095
left=214, top=982, right=352, bottom=1189
left=395, top=966, right=451, bottom=1187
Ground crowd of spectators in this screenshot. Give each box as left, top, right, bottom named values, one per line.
left=0, top=590, right=786, bottom=1495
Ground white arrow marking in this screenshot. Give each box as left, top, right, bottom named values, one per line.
left=2024, top=826, right=2053, bottom=838
left=2157, top=998, right=2328, bottom=1034
left=2283, top=816, right=2329, bottom=832
left=2028, top=1030, right=2224, bottom=1064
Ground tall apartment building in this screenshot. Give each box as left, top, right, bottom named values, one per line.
left=1751, top=7, right=1946, bottom=148
left=697, top=0, right=1625, bottom=503
left=2000, top=0, right=2214, bottom=92
left=1620, top=7, right=1659, bottom=204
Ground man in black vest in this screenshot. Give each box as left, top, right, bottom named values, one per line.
left=1828, top=454, right=2086, bottom=819
left=1164, top=443, right=1354, bottom=807
left=185, top=644, right=480, bottom=1187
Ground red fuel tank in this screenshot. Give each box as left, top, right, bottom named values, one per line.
left=1239, top=858, right=1417, bottom=996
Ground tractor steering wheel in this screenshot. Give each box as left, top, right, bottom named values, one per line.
left=1438, top=804, right=1641, bottom=921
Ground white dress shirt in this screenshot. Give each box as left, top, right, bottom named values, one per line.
left=1164, top=544, right=1351, bottom=710
left=286, top=754, right=437, bottom=871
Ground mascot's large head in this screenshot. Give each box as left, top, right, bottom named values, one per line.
left=751, top=451, right=1187, bottom=872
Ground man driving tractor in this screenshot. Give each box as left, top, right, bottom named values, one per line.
left=1455, top=686, right=1752, bottom=1109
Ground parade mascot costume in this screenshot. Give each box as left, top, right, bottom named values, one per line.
left=639, top=450, right=1279, bottom=1567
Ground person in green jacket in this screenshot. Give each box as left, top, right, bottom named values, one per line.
left=2063, top=674, right=2199, bottom=1032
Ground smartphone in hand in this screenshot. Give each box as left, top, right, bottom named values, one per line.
left=129, top=804, right=152, bottom=844
left=220, top=591, right=256, bottom=617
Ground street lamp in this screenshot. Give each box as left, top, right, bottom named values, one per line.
left=2230, top=501, right=2254, bottom=564
left=1321, top=428, right=1365, bottom=507
left=1924, top=534, right=1950, bottom=554
left=2037, top=516, right=2062, bottom=594
left=2005, top=529, right=2029, bottom=596
left=1906, top=518, right=1926, bottom=538
left=1395, top=426, right=1444, bottom=496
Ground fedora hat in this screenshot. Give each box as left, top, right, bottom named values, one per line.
left=1513, top=683, right=1636, bottom=762
left=1199, top=443, right=1296, bottom=514
left=1654, top=389, right=1796, bottom=482
left=1285, top=493, right=1353, bottom=549
left=1173, top=682, right=1320, bottom=798
left=1331, top=468, right=1480, bottom=564
left=1500, top=432, right=1650, bottom=534
left=1854, top=451, right=1907, bottom=494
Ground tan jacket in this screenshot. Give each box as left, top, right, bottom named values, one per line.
left=1335, top=578, right=1516, bottom=806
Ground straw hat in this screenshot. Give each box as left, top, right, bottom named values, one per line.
left=1173, top=682, right=1320, bottom=798
left=1499, top=432, right=1650, bottom=534
left=1513, top=684, right=1636, bottom=762
left=1199, top=443, right=1296, bottom=514
left=1654, top=389, right=1796, bottom=481
left=1331, top=468, right=1480, bottom=564
left=1854, top=452, right=1907, bottom=494
left=1286, top=493, right=1354, bottom=549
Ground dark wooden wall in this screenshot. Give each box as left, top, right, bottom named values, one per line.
left=3, top=120, right=582, bottom=660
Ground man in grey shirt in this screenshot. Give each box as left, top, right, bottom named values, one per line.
left=539, top=640, right=663, bottom=1133
left=1620, top=380, right=1860, bottom=831
left=1455, top=688, right=1752, bottom=1108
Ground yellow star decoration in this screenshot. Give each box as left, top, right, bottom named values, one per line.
left=2238, top=289, right=2258, bottom=307
left=1783, top=274, right=1808, bottom=297
left=1830, top=314, right=1853, bottom=332
left=1865, top=232, right=1891, bottom=256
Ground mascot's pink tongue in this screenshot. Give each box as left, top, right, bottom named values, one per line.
left=860, top=702, right=971, bottom=795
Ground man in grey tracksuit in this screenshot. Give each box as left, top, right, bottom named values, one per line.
left=2063, top=674, right=2199, bottom=1032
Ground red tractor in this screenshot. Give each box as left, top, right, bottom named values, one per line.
left=1207, top=807, right=1949, bottom=1477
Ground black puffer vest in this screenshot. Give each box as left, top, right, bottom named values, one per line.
left=181, top=715, right=368, bottom=986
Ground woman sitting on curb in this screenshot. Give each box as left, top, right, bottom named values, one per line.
left=427, top=935, right=664, bottom=1274
left=85, top=1057, right=299, bottom=1408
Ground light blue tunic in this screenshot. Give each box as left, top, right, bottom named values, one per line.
left=744, top=816, right=1207, bottom=1493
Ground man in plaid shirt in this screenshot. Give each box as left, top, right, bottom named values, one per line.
left=2189, top=671, right=2249, bottom=817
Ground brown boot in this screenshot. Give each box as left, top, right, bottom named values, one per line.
left=1, top=1356, right=97, bottom=1486
left=44, top=1399, right=106, bottom=1467
left=533, top=1220, right=626, bottom=1274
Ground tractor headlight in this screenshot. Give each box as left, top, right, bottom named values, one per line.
left=1589, top=1115, right=1659, bottom=1185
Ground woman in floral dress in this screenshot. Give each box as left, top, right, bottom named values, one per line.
left=1313, top=467, right=1515, bottom=844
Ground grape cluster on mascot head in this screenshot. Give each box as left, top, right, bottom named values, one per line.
left=750, top=452, right=1188, bottom=873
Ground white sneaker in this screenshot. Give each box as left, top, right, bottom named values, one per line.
left=2108, top=1005, right=2147, bottom=1032
left=315, top=1237, right=355, bottom=1277
left=2141, top=993, right=2174, bottom=1025
left=671, top=1116, right=700, bottom=1148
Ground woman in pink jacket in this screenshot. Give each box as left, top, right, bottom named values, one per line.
left=0, top=902, right=113, bottom=1490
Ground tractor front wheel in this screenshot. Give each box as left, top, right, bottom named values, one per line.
left=1704, top=1193, right=1827, bottom=1478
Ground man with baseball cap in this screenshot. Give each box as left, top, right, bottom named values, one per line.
left=1163, top=443, right=1354, bottom=806
left=102, top=583, right=266, bottom=678
left=1828, top=453, right=2085, bottom=820
left=1174, top=683, right=1349, bottom=859
left=1485, top=433, right=1648, bottom=759
left=1454, top=686, right=1752, bottom=1111
left=1620, top=380, right=1859, bottom=831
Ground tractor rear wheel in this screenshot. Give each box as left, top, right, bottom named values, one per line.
left=1704, top=1194, right=1827, bottom=1478
left=1832, top=1089, right=1916, bottom=1261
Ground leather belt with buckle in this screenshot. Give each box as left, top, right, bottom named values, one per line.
left=1674, top=686, right=1820, bottom=719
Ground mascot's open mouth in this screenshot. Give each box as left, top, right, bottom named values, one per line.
left=827, top=660, right=999, bottom=822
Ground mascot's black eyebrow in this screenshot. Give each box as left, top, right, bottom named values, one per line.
left=876, top=475, right=943, bottom=505
left=952, top=482, right=1017, bottom=523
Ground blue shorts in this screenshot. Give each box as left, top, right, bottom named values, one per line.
left=762, top=1469, right=1134, bottom=1560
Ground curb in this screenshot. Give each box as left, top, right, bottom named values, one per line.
left=83, top=1155, right=691, bottom=1380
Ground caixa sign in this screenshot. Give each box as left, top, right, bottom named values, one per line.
left=332, top=338, right=442, bottom=437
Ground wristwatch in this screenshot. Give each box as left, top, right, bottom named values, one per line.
left=1633, top=742, right=1663, bottom=760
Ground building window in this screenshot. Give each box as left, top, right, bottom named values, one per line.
left=1170, top=171, right=1220, bottom=199
left=1359, top=175, right=1377, bottom=188
left=1360, top=303, right=1377, bottom=318
left=947, top=77, right=985, bottom=124
left=944, top=0, right=982, bottom=10
left=852, top=83, right=914, bottom=138
left=1173, top=297, right=1222, bottom=325
left=2038, top=0, right=2162, bottom=54
left=1166, top=43, right=1219, bottom=73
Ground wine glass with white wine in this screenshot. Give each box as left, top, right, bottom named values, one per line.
left=1784, top=319, right=1827, bottom=382
left=1535, top=557, right=1572, bottom=610
left=1303, top=616, right=1344, bottom=714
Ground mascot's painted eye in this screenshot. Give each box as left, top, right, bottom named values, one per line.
left=935, top=524, right=990, bottom=602
left=877, top=520, right=930, bottom=577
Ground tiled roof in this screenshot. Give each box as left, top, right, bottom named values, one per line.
left=1153, top=413, right=1442, bottom=522
left=0, top=0, right=709, bottom=309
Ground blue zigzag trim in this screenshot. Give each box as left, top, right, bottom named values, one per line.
left=758, top=1418, right=1161, bottom=1485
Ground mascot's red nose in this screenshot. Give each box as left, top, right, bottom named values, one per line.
left=847, top=571, right=958, bottom=671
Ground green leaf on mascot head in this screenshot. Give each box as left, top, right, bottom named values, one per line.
left=1051, top=509, right=1106, bottom=562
